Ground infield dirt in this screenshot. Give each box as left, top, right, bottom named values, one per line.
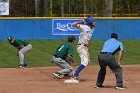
left=0, top=65, right=139, bottom=93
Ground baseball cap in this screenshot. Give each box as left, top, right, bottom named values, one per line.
left=68, top=35, right=75, bottom=42
left=111, top=33, right=118, bottom=39
left=7, top=36, right=13, bottom=41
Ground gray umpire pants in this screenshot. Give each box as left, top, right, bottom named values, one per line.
left=96, top=53, right=124, bottom=87
left=18, top=44, right=32, bottom=65
left=52, top=56, right=73, bottom=75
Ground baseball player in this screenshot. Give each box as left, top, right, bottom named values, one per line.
left=71, top=16, right=96, bottom=81
left=52, top=35, right=76, bottom=79
left=7, top=36, right=32, bottom=68
left=95, top=33, right=125, bottom=89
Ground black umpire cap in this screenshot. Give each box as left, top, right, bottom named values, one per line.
left=111, top=33, right=118, bottom=39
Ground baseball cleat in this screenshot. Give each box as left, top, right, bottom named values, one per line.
left=16, top=64, right=28, bottom=69
left=94, top=85, right=104, bottom=88
left=115, top=86, right=125, bottom=90
left=71, top=76, right=78, bottom=80
left=63, top=74, right=72, bottom=78
left=53, top=72, right=62, bottom=79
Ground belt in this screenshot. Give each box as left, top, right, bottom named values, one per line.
left=53, top=55, right=59, bottom=58
left=78, top=43, right=87, bottom=46
left=100, top=52, right=112, bottom=55
left=53, top=55, right=63, bottom=59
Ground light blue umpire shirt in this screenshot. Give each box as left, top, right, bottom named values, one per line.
left=101, top=38, right=123, bottom=55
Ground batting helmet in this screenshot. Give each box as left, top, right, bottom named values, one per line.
left=68, top=35, right=75, bottom=42
left=85, top=16, right=95, bottom=28
left=7, top=36, right=13, bottom=41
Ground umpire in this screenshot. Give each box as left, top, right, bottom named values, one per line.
left=95, top=33, right=125, bottom=90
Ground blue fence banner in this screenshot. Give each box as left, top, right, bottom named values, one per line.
left=52, top=19, right=83, bottom=35
left=0, top=18, right=140, bottom=40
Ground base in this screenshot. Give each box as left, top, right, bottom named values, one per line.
left=64, top=79, right=79, bottom=83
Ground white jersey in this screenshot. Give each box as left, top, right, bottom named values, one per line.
left=78, top=24, right=94, bottom=45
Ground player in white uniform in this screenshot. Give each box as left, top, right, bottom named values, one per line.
left=72, top=16, right=96, bottom=80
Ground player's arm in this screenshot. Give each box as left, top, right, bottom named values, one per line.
left=118, top=42, right=123, bottom=65
left=67, top=47, right=76, bottom=66
left=72, top=22, right=85, bottom=28
left=16, top=46, right=24, bottom=50
left=67, top=55, right=76, bottom=66
left=67, top=47, right=74, bottom=62
left=118, top=50, right=123, bottom=65
left=67, top=55, right=73, bottom=62
left=13, top=40, right=24, bottom=50
left=16, top=45, right=24, bottom=56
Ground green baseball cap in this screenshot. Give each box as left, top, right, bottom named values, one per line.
left=7, top=36, right=13, bottom=41
left=68, top=35, right=75, bottom=42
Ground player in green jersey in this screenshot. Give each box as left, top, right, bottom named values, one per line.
left=7, top=36, right=32, bottom=68
left=52, top=35, right=76, bottom=79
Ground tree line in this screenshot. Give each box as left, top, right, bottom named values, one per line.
left=8, top=0, right=140, bottom=17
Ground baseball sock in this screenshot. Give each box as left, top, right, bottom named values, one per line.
left=73, top=64, right=85, bottom=77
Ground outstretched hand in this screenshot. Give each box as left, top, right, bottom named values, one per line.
left=73, top=62, right=77, bottom=67
left=118, top=61, right=121, bottom=65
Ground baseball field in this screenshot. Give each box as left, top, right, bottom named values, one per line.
left=0, top=40, right=140, bottom=93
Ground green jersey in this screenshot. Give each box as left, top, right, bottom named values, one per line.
left=53, top=42, right=73, bottom=59
left=12, top=39, right=30, bottom=48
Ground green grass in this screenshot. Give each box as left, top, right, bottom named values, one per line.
left=0, top=40, right=140, bottom=68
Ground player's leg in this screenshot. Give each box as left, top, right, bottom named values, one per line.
left=18, top=50, right=24, bottom=66
left=62, top=61, right=73, bottom=77
left=73, top=46, right=89, bottom=78
left=52, top=56, right=73, bottom=78
left=96, top=54, right=107, bottom=87
left=107, top=55, right=124, bottom=87
left=18, top=44, right=32, bottom=66
left=21, top=44, right=32, bottom=54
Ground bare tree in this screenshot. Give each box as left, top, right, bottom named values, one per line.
left=49, top=0, right=52, bottom=16
left=105, top=0, right=113, bottom=17
left=35, top=0, right=40, bottom=16
left=44, top=0, right=49, bottom=16
left=83, top=0, right=86, bottom=17
left=90, top=0, right=93, bottom=15
left=68, top=0, right=71, bottom=16
left=61, top=0, right=64, bottom=17
left=9, top=0, right=11, bottom=15
left=127, top=0, right=130, bottom=16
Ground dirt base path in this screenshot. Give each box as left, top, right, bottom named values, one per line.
left=0, top=65, right=139, bottom=93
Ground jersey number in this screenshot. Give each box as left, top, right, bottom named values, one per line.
left=58, top=45, right=64, bottom=51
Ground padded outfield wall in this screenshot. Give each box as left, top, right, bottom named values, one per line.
left=0, top=17, right=140, bottom=40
